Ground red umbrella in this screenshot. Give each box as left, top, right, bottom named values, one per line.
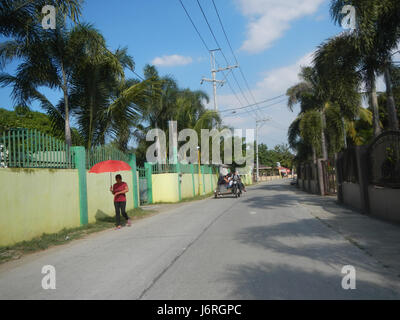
left=89, top=160, right=132, bottom=186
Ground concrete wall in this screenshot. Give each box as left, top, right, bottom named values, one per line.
left=152, top=173, right=179, bottom=203
left=151, top=172, right=220, bottom=203
left=342, top=182, right=362, bottom=211
left=309, top=180, right=319, bottom=194
left=258, top=175, right=282, bottom=182
left=242, top=173, right=253, bottom=185
left=0, top=167, right=251, bottom=246
left=86, top=171, right=135, bottom=223
left=368, top=186, right=400, bottom=223
left=0, top=168, right=80, bottom=246
left=181, top=173, right=194, bottom=199
left=298, top=178, right=319, bottom=195
left=338, top=146, right=400, bottom=222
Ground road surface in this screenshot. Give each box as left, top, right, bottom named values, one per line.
left=1, top=180, right=399, bottom=299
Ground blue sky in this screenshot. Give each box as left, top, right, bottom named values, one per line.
left=0, top=0, right=346, bottom=148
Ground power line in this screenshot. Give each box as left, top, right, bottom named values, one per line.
left=225, top=98, right=287, bottom=117
left=178, top=0, right=252, bottom=118
left=178, top=0, right=210, bottom=52
left=211, top=0, right=264, bottom=117
left=219, top=95, right=286, bottom=114
left=195, top=0, right=259, bottom=118
left=133, top=70, right=145, bottom=81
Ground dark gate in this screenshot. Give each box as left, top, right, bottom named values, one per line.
left=138, top=167, right=148, bottom=205
left=368, top=131, right=400, bottom=188
left=322, top=159, right=337, bottom=195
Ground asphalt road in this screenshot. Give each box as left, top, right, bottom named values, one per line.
left=1, top=180, right=399, bottom=300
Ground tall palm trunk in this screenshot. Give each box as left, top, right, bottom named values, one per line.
left=341, top=116, right=347, bottom=149
left=383, top=63, right=399, bottom=131
left=321, top=109, right=328, bottom=160
left=312, top=147, right=317, bottom=163
left=367, top=70, right=382, bottom=137
left=61, top=62, right=72, bottom=147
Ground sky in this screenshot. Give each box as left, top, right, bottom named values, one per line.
left=0, top=0, right=354, bottom=149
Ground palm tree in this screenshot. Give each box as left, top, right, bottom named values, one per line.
left=376, top=0, right=400, bottom=130
left=287, top=66, right=329, bottom=160
left=175, top=89, right=220, bottom=133
left=140, top=65, right=178, bottom=132
left=314, top=33, right=363, bottom=148
left=0, top=0, right=83, bottom=41
left=330, top=0, right=400, bottom=133
left=0, top=21, right=107, bottom=146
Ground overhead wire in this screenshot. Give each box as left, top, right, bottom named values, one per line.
left=195, top=0, right=260, bottom=118
left=211, top=0, right=265, bottom=117
left=179, top=0, right=254, bottom=119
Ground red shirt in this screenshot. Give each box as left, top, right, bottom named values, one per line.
left=113, top=182, right=128, bottom=202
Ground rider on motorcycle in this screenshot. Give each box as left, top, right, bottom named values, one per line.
left=217, top=173, right=233, bottom=192
left=233, top=171, right=247, bottom=192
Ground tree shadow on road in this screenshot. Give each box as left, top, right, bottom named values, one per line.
left=243, top=182, right=346, bottom=215
left=242, top=182, right=400, bottom=274
left=233, top=221, right=393, bottom=277
left=220, top=262, right=400, bottom=299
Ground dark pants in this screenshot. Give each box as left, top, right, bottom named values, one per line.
left=114, top=201, right=129, bottom=226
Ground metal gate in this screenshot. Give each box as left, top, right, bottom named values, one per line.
left=321, top=160, right=337, bottom=195
left=138, top=167, right=148, bottom=205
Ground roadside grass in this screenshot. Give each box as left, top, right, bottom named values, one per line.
left=180, top=192, right=216, bottom=202
left=153, top=192, right=215, bottom=205
left=0, top=207, right=156, bottom=265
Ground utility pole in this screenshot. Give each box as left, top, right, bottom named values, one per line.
left=201, top=49, right=238, bottom=113
left=255, top=118, right=271, bottom=182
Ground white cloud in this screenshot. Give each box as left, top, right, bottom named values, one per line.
left=254, top=52, right=314, bottom=95
left=215, top=51, right=315, bottom=148
left=151, top=54, right=193, bottom=67
left=218, top=51, right=314, bottom=109
left=235, top=0, right=324, bottom=53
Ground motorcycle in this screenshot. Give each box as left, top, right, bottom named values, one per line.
left=214, top=179, right=241, bottom=198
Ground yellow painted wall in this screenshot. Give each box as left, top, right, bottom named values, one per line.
left=0, top=167, right=251, bottom=246
left=193, top=174, right=200, bottom=196
left=0, top=168, right=80, bottom=246
left=242, top=173, right=253, bottom=185
left=181, top=174, right=194, bottom=199
left=151, top=172, right=219, bottom=203
left=86, top=171, right=135, bottom=223
left=152, top=173, right=179, bottom=203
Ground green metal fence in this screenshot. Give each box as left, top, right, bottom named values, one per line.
left=0, top=128, right=74, bottom=169
left=180, top=164, right=192, bottom=174
left=86, top=145, right=129, bottom=169
left=151, top=163, right=178, bottom=174
left=149, top=162, right=217, bottom=175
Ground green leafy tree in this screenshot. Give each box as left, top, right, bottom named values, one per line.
left=330, top=0, right=400, bottom=133
left=0, top=0, right=83, bottom=42
left=0, top=20, right=107, bottom=146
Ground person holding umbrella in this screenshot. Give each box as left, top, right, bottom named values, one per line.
left=110, top=174, right=131, bottom=229
left=89, top=160, right=134, bottom=230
